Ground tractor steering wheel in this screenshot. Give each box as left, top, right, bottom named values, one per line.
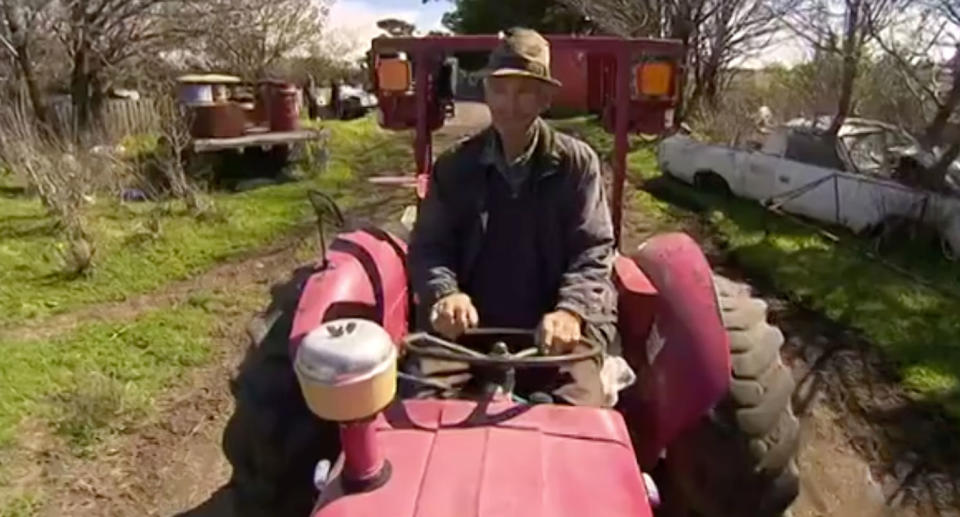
left=402, top=328, right=602, bottom=369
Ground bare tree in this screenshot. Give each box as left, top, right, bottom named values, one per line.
left=0, top=101, right=95, bottom=274
left=190, top=0, right=333, bottom=79
left=0, top=0, right=53, bottom=125
left=784, top=0, right=908, bottom=141
left=918, top=1, right=960, bottom=147
left=690, top=0, right=797, bottom=107
left=923, top=47, right=960, bottom=146
left=151, top=80, right=208, bottom=214
left=920, top=1, right=960, bottom=179
left=559, top=0, right=796, bottom=116
left=823, top=0, right=960, bottom=188
left=856, top=9, right=943, bottom=129
left=35, top=0, right=194, bottom=132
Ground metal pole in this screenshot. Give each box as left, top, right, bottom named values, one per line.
left=414, top=50, right=432, bottom=200
left=834, top=175, right=840, bottom=224
left=340, top=418, right=385, bottom=482
left=613, top=49, right=631, bottom=248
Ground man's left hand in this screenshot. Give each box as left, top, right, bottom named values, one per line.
left=537, top=309, right=583, bottom=354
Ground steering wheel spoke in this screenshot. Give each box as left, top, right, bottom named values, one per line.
left=404, top=332, right=487, bottom=358
left=512, top=347, right=539, bottom=359
left=401, top=328, right=602, bottom=369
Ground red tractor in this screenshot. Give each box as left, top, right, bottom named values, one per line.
left=222, top=34, right=800, bottom=517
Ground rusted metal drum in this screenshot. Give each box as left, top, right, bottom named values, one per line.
left=238, top=101, right=257, bottom=126
left=190, top=103, right=246, bottom=138
left=177, top=74, right=241, bottom=106
left=268, top=83, right=301, bottom=131
left=254, top=81, right=273, bottom=127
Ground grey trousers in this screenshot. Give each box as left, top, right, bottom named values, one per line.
left=405, top=321, right=618, bottom=408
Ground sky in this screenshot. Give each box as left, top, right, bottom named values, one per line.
left=324, top=0, right=808, bottom=67
left=323, top=0, right=955, bottom=68
left=324, top=0, right=448, bottom=59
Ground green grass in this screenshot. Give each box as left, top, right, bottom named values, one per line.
left=0, top=114, right=414, bottom=445
left=555, top=115, right=960, bottom=419
left=0, top=291, right=242, bottom=450
left=681, top=187, right=960, bottom=414
left=0, top=493, right=41, bottom=517
left=0, top=117, right=412, bottom=326
left=0, top=115, right=415, bottom=516
left=0, top=286, right=266, bottom=517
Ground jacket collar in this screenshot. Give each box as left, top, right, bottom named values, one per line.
left=478, top=118, right=561, bottom=180
left=533, top=118, right=562, bottom=179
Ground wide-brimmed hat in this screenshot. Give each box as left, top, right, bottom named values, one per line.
left=483, top=27, right=562, bottom=87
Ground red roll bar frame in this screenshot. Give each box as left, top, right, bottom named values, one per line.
left=370, top=35, right=684, bottom=245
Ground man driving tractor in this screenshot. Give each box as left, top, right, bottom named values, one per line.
left=223, top=27, right=800, bottom=517
left=408, top=27, right=619, bottom=407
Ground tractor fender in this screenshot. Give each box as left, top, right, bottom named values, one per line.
left=616, top=232, right=730, bottom=467
left=289, top=228, right=410, bottom=357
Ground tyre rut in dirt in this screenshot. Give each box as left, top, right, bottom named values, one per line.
left=222, top=268, right=341, bottom=517
left=659, top=274, right=800, bottom=517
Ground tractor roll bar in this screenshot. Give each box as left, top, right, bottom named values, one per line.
left=370, top=35, right=685, bottom=246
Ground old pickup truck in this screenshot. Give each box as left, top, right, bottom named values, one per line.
left=657, top=118, right=960, bottom=259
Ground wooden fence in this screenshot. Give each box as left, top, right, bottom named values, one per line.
left=48, top=96, right=158, bottom=140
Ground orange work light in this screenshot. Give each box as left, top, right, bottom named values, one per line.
left=634, top=61, right=674, bottom=98
left=377, top=58, right=412, bottom=93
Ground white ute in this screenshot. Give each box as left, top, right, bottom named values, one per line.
left=657, top=119, right=960, bottom=259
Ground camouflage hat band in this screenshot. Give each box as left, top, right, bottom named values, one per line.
left=492, top=54, right=549, bottom=76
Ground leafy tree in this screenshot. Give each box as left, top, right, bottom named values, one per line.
left=423, top=0, right=589, bottom=35
left=377, top=18, right=416, bottom=37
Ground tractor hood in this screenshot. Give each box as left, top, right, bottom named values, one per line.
left=313, top=398, right=654, bottom=517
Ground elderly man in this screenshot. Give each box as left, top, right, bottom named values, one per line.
left=408, top=27, right=619, bottom=407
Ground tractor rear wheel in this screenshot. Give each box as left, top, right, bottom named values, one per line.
left=221, top=271, right=341, bottom=517
left=659, top=275, right=800, bottom=517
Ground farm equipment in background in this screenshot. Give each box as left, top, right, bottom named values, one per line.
left=175, top=74, right=326, bottom=188
left=222, top=34, right=801, bottom=517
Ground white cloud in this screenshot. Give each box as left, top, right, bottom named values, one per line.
left=320, top=0, right=442, bottom=60
left=735, top=37, right=809, bottom=69
left=318, top=0, right=450, bottom=60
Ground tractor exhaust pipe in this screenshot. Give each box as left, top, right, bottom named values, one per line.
left=340, top=417, right=390, bottom=490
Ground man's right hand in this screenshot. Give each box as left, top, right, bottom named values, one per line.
left=430, top=293, right=478, bottom=339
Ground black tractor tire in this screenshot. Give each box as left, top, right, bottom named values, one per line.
left=658, top=274, right=800, bottom=517
left=221, top=270, right=342, bottom=517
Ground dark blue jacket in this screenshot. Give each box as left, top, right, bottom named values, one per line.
left=408, top=118, right=618, bottom=334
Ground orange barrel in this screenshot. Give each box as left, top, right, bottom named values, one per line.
left=269, top=83, right=301, bottom=131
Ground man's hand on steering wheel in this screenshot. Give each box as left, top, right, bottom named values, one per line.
left=537, top=309, right=583, bottom=354
left=430, top=292, right=479, bottom=339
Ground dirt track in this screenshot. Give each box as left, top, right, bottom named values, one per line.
left=9, top=103, right=960, bottom=516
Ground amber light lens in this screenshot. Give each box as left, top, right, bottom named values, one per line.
left=378, top=58, right=411, bottom=92
left=635, top=62, right=673, bottom=97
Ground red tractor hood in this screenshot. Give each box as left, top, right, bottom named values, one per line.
left=314, top=398, right=653, bottom=517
